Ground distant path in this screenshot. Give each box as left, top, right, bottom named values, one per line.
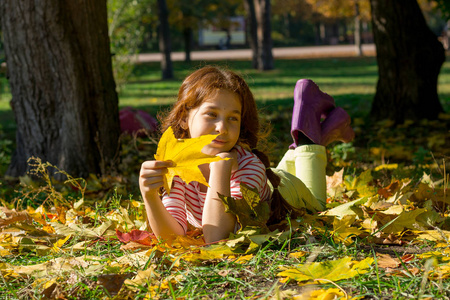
left=137, top=44, right=376, bottom=63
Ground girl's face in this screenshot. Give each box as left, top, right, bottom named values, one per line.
left=184, top=89, right=242, bottom=156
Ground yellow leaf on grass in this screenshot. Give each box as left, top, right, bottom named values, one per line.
left=293, top=288, right=345, bottom=300
left=344, top=169, right=377, bottom=197
left=277, top=256, right=373, bottom=284
left=415, top=230, right=450, bottom=242
left=331, top=215, right=364, bottom=245
left=234, top=254, right=253, bottom=264
left=289, top=251, right=308, bottom=259
left=382, top=208, right=427, bottom=233
left=124, top=266, right=160, bottom=288
left=51, top=234, right=71, bottom=252
left=154, top=126, right=225, bottom=193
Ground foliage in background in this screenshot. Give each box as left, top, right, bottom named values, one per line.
left=107, top=0, right=154, bottom=88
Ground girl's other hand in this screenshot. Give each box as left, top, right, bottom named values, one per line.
left=213, top=149, right=239, bottom=173
left=139, top=160, right=173, bottom=196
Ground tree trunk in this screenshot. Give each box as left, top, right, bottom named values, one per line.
left=256, top=0, right=274, bottom=70
left=369, top=0, right=445, bottom=123
left=244, top=0, right=259, bottom=69
left=183, top=27, right=192, bottom=63
left=245, top=0, right=273, bottom=70
left=157, top=0, right=173, bottom=80
left=354, top=2, right=363, bottom=56
left=1, top=0, right=120, bottom=179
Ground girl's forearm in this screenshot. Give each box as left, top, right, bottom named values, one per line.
left=202, top=161, right=236, bottom=243
left=143, top=191, right=185, bottom=241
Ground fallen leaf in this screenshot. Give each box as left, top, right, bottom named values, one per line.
left=220, top=183, right=270, bottom=231
left=124, top=266, right=160, bottom=289
left=51, top=235, right=72, bottom=252
left=331, top=215, right=364, bottom=245
left=154, top=126, right=225, bottom=193
left=292, top=288, right=345, bottom=300
left=377, top=180, right=400, bottom=199
left=277, top=256, right=373, bottom=284
left=376, top=253, right=400, bottom=269
left=321, top=197, right=369, bottom=218
left=0, top=207, right=30, bottom=227
left=383, top=208, right=427, bottom=233
left=289, top=251, right=308, bottom=259
left=344, top=169, right=378, bottom=197
left=116, top=229, right=156, bottom=246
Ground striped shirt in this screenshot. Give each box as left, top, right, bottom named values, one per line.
left=161, top=145, right=271, bottom=233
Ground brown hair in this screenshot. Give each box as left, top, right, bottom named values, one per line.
left=161, top=65, right=297, bottom=224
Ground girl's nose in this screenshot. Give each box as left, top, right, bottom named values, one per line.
left=215, top=120, right=227, bottom=134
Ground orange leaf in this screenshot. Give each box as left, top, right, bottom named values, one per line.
left=377, top=180, right=400, bottom=199
left=116, top=229, right=157, bottom=246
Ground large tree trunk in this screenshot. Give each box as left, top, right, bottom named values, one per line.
left=369, top=0, right=445, bottom=123
left=1, top=0, right=120, bottom=179
left=244, top=0, right=273, bottom=70
left=157, top=0, right=173, bottom=80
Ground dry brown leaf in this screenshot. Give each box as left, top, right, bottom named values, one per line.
left=376, top=253, right=400, bottom=268
left=0, top=207, right=31, bottom=227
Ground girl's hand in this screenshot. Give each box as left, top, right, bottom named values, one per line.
left=139, top=160, right=173, bottom=196
left=212, top=149, right=239, bottom=173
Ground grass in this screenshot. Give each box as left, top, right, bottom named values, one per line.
left=0, top=56, right=450, bottom=299
left=116, top=57, right=379, bottom=118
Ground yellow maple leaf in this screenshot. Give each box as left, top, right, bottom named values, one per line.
left=331, top=215, right=364, bottom=245
left=154, top=126, right=226, bottom=193
left=293, top=288, right=345, bottom=300
left=277, top=256, right=373, bottom=284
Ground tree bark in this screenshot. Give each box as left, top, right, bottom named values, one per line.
left=354, top=2, right=363, bottom=56
left=369, top=0, right=445, bottom=123
left=244, top=0, right=273, bottom=70
left=157, top=0, right=173, bottom=80
left=255, top=0, right=274, bottom=70
left=183, top=27, right=192, bottom=63
left=1, top=0, right=120, bottom=179
left=244, top=0, right=259, bottom=69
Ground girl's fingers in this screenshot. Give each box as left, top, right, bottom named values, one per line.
left=142, top=176, right=165, bottom=187
left=141, top=160, right=173, bottom=169
left=140, top=167, right=168, bottom=177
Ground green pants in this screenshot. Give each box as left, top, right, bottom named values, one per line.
left=271, top=144, right=327, bottom=213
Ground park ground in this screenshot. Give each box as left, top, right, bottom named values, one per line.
left=0, top=51, right=449, bottom=299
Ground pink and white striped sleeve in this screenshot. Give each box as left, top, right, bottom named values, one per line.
left=230, top=151, right=271, bottom=202
left=161, top=176, right=188, bottom=233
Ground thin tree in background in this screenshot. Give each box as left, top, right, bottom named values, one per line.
left=157, top=0, right=174, bottom=79
left=244, top=0, right=274, bottom=70
left=0, top=0, right=120, bottom=178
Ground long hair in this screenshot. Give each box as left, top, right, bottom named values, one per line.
left=161, top=65, right=297, bottom=224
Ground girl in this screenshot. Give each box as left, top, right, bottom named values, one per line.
left=139, top=66, right=354, bottom=243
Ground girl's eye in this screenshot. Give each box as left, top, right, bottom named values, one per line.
left=206, top=112, right=217, bottom=118
left=229, top=116, right=239, bottom=122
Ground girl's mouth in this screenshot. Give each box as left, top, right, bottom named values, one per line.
left=212, top=139, right=226, bottom=145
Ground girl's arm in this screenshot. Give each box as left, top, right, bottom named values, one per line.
left=139, top=160, right=185, bottom=241
left=202, top=151, right=238, bottom=243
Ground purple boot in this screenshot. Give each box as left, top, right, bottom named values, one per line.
left=320, top=107, right=355, bottom=146
left=290, top=79, right=335, bottom=148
